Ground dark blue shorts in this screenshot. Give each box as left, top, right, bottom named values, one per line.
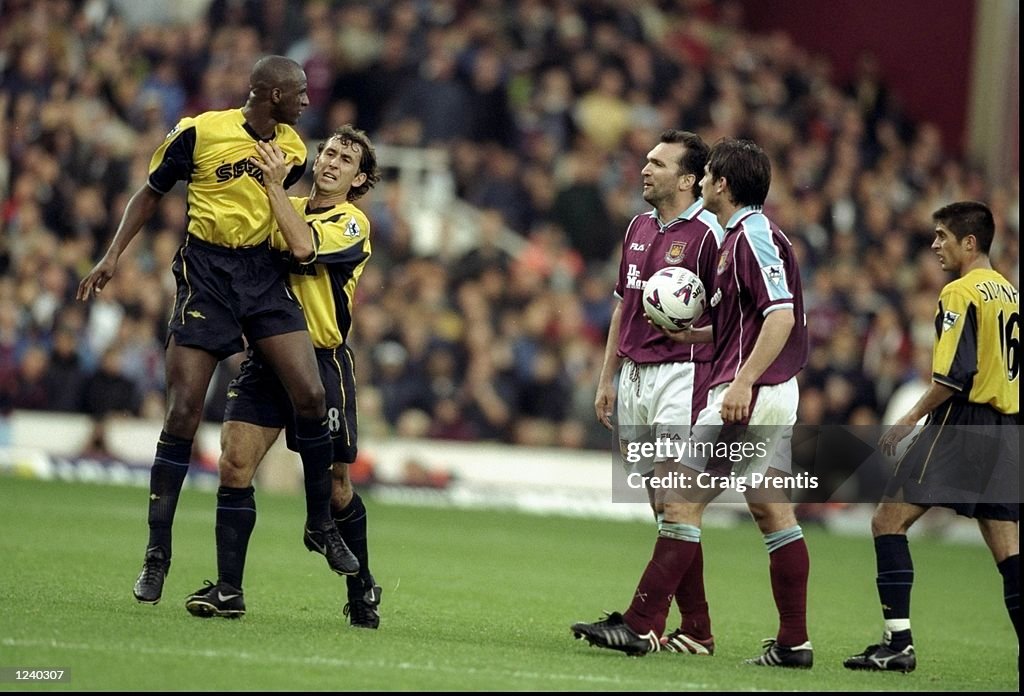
left=223, top=345, right=359, bottom=463
left=887, top=399, right=1019, bottom=521
left=168, top=235, right=308, bottom=360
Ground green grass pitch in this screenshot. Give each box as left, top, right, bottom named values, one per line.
left=0, top=476, right=1017, bottom=691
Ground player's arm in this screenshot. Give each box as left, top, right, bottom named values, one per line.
left=80, top=119, right=196, bottom=301
left=879, top=381, right=956, bottom=456
left=721, top=308, right=794, bottom=423
left=250, top=140, right=315, bottom=262
left=882, top=287, right=974, bottom=454
left=595, top=300, right=624, bottom=429
left=77, top=184, right=163, bottom=301
left=656, top=324, right=714, bottom=343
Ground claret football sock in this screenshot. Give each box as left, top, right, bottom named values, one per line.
left=676, top=542, right=713, bottom=641
left=623, top=532, right=700, bottom=637
left=765, top=526, right=809, bottom=646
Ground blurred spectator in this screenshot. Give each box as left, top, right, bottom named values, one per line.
left=81, top=347, right=141, bottom=419
left=44, top=324, right=89, bottom=412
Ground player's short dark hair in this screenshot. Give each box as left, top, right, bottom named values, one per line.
left=707, top=138, right=771, bottom=207
left=250, top=55, right=304, bottom=93
left=932, top=201, right=995, bottom=254
left=318, top=124, right=381, bottom=201
left=659, top=129, right=709, bottom=198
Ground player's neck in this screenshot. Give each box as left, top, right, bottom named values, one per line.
left=309, top=188, right=347, bottom=209
left=959, top=254, right=991, bottom=277
left=656, top=194, right=695, bottom=224
left=241, top=104, right=278, bottom=140
left=715, top=201, right=743, bottom=229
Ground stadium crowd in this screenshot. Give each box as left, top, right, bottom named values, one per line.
left=0, top=0, right=1019, bottom=453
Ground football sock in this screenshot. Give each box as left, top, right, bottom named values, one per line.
left=334, top=493, right=372, bottom=596
left=765, top=526, right=809, bottom=646
left=675, top=541, right=713, bottom=641
left=660, top=519, right=712, bottom=639
left=875, top=534, right=914, bottom=649
left=146, top=430, right=192, bottom=553
left=623, top=528, right=700, bottom=636
left=294, top=415, right=334, bottom=529
left=215, top=486, right=256, bottom=589
left=997, top=554, right=1020, bottom=640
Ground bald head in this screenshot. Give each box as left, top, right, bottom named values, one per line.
left=250, top=55, right=304, bottom=93
left=245, top=55, right=309, bottom=128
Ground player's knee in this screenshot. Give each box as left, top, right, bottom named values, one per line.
left=163, top=404, right=202, bottom=438
left=870, top=509, right=908, bottom=536
left=290, top=381, right=327, bottom=418
left=749, top=503, right=796, bottom=533
left=218, top=451, right=257, bottom=488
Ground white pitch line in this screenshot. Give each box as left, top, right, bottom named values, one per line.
left=1, top=637, right=710, bottom=689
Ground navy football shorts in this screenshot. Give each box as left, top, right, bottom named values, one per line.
left=167, top=235, right=308, bottom=360
left=886, top=399, right=1019, bottom=521
left=224, top=345, right=359, bottom=464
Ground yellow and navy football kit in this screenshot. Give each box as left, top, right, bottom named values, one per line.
left=891, top=268, right=1020, bottom=519
left=151, top=109, right=309, bottom=358
left=225, top=199, right=372, bottom=464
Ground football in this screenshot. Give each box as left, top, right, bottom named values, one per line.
left=642, top=267, right=706, bottom=331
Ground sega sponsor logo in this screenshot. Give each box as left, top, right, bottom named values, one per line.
left=216, top=158, right=266, bottom=184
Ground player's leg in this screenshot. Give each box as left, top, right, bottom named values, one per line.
left=186, top=421, right=278, bottom=619
left=133, top=339, right=219, bottom=604
left=572, top=493, right=710, bottom=656
left=326, top=345, right=380, bottom=627
left=254, top=332, right=358, bottom=574
left=744, top=493, right=813, bottom=668
left=660, top=361, right=714, bottom=654
left=978, top=517, right=1020, bottom=644
left=842, top=500, right=927, bottom=672
left=332, top=463, right=381, bottom=628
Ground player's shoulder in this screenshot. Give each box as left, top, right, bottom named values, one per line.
left=342, top=202, right=369, bottom=227
left=289, top=195, right=310, bottom=214
left=334, top=202, right=370, bottom=236
left=694, top=207, right=725, bottom=240
left=274, top=124, right=308, bottom=159
left=190, top=108, right=240, bottom=127
left=943, top=268, right=1019, bottom=303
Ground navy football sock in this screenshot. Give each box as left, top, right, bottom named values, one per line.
left=997, top=554, right=1020, bottom=640
left=146, top=430, right=193, bottom=554
left=216, top=486, right=257, bottom=589
left=875, top=534, right=914, bottom=649
left=334, top=493, right=372, bottom=595
left=294, top=415, right=334, bottom=529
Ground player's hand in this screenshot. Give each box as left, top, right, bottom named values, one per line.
left=646, top=314, right=694, bottom=343
left=595, top=384, right=615, bottom=430
left=720, top=381, right=752, bottom=423
left=76, top=255, right=117, bottom=301
left=878, top=420, right=915, bottom=456
left=250, top=141, right=289, bottom=187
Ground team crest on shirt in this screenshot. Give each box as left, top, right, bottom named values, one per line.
left=664, top=241, right=687, bottom=264
left=941, top=310, right=961, bottom=332
left=343, top=218, right=361, bottom=238
left=716, top=249, right=730, bottom=275
left=761, top=264, right=784, bottom=287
